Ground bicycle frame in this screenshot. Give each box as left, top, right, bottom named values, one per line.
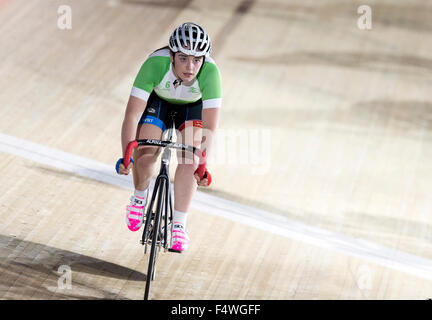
left=141, top=123, right=175, bottom=253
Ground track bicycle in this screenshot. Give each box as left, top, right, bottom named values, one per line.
left=122, top=110, right=202, bottom=300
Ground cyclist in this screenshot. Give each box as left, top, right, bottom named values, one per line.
left=116, top=22, right=221, bottom=253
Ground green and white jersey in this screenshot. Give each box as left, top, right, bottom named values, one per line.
left=131, top=48, right=222, bottom=109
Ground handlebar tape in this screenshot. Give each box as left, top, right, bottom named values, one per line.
left=123, top=140, right=138, bottom=168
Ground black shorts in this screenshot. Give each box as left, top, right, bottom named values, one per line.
left=138, top=91, right=203, bottom=132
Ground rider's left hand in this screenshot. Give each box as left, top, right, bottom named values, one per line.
left=194, top=169, right=212, bottom=186
left=194, top=151, right=212, bottom=186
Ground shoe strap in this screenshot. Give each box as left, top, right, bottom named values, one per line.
left=130, top=195, right=147, bottom=207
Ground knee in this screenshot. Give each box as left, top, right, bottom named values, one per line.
left=177, top=150, right=200, bottom=170
left=177, top=162, right=198, bottom=174
left=134, top=147, right=160, bottom=168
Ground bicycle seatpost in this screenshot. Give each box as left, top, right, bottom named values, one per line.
left=165, top=111, right=177, bottom=142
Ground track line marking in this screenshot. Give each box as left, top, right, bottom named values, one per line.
left=1, top=132, right=432, bottom=281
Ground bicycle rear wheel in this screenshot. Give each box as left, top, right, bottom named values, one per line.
left=144, top=177, right=166, bottom=300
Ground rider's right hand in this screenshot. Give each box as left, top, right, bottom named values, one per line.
left=116, top=158, right=134, bottom=175
left=119, top=163, right=133, bottom=175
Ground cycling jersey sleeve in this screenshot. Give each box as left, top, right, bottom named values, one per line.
left=131, top=56, right=166, bottom=102
left=198, top=61, right=222, bottom=109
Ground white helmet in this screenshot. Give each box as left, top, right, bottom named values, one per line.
left=169, top=22, right=212, bottom=57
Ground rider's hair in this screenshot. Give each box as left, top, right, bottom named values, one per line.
left=150, top=45, right=206, bottom=77
left=151, top=45, right=171, bottom=55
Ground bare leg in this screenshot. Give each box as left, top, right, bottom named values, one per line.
left=132, top=123, right=163, bottom=191
left=174, top=124, right=202, bottom=212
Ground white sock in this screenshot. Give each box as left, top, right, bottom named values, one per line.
left=134, top=188, right=148, bottom=199
left=172, top=210, right=187, bottom=228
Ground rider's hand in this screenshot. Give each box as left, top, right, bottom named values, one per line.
left=116, top=158, right=134, bottom=175
left=194, top=151, right=212, bottom=186
left=194, top=169, right=212, bottom=186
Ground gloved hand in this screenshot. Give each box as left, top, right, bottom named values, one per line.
left=194, top=151, right=212, bottom=186
left=116, top=157, right=134, bottom=175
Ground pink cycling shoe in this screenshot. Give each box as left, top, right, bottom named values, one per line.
left=170, top=223, right=190, bottom=253
left=125, top=195, right=146, bottom=232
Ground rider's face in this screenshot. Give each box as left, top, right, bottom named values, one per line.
left=171, top=52, right=204, bottom=82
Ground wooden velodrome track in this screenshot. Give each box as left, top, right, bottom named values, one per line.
left=1, top=0, right=432, bottom=300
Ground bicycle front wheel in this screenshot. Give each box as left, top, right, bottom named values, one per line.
left=144, top=178, right=165, bottom=300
